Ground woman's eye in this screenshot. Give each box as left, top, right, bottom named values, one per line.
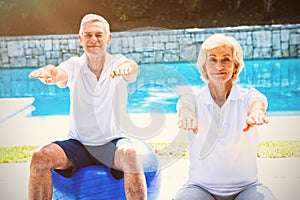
left=222, top=58, right=232, bottom=64
left=208, top=58, right=216, bottom=63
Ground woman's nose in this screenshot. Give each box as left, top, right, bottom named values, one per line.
left=215, top=60, right=224, bottom=70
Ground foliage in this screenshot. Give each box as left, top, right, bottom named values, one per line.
left=111, top=0, right=154, bottom=21
left=178, top=0, right=202, bottom=19
left=0, top=0, right=298, bottom=36
left=0, top=146, right=38, bottom=163
left=0, top=0, right=17, bottom=17
left=1, top=141, right=298, bottom=163
left=258, top=141, right=300, bottom=158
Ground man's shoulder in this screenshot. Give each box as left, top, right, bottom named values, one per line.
left=106, top=53, right=127, bottom=61
left=61, top=55, right=85, bottom=67
left=105, top=53, right=129, bottom=68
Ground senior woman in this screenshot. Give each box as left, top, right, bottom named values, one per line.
left=175, top=34, right=276, bottom=200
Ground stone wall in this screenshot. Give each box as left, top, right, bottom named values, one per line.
left=0, top=24, right=299, bottom=68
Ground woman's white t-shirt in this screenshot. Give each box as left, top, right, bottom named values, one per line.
left=180, top=84, right=268, bottom=196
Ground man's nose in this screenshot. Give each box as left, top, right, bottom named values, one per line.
left=90, top=35, right=98, bottom=41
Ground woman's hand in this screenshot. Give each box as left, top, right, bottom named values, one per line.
left=243, top=101, right=269, bottom=132
left=177, top=107, right=198, bottom=134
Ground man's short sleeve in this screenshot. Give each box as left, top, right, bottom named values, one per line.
left=57, top=57, right=81, bottom=87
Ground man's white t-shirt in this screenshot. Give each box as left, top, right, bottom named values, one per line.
left=179, top=84, right=268, bottom=196
left=58, top=53, right=134, bottom=145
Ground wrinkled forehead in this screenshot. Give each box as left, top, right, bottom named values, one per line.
left=206, top=45, right=233, bottom=56
left=202, top=34, right=236, bottom=52
left=81, top=20, right=107, bottom=32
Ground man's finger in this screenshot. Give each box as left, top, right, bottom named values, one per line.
left=45, top=77, right=53, bottom=84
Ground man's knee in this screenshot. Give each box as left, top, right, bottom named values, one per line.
left=30, top=146, right=52, bottom=172
left=30, top=143, right=69, bottom=171
left=124, top=148, right=138, bottom=164
left=115, top=148, right=142, bottom=173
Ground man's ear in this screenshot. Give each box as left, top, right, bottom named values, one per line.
left=107, top=33, right=112, bottom=45
left=78, top=34, right=83, bottom=46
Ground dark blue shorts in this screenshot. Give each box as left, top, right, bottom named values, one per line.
left=53, top=137, right=132, bottom=180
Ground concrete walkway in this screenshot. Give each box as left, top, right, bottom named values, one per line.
left=0, top=98, right=300, bottom=199
left=0, top=158, right=299, bottom=200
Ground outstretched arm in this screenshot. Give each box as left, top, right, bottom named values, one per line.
left=110, top=60, right=140, bottom=82
left=28, top=65, right=68, bottom=88
left=243, top=100, right=269, bottom=132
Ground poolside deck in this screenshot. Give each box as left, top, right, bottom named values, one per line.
left=1, top=100, right=299, bottom=146
left=0, top=98, right=299, bottom=199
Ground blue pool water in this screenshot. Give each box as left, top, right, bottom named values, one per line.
left=0, top=58, right=299, bottom=116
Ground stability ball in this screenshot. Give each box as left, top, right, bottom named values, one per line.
left=52, top=139, right=161, bottom=200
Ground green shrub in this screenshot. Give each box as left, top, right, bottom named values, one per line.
left=111, top=0, right=154, bottom=21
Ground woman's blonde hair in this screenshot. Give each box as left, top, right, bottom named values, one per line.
left=196, top=34, right=244, bottom=83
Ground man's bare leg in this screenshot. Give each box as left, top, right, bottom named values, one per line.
left=114, top=148, right=147, bottom=200
left=29, top=143, right=73, bottom=200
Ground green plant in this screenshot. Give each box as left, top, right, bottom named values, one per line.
left=0, top=146, right=38, bottom=163
left=0, top=141, right=299, bottom=163
left=178, top=0, right=202, bottom=20
left=111, top=0, right=154, bottom=21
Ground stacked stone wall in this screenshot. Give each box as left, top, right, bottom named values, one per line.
left=0, top=24, right=299, bottom=68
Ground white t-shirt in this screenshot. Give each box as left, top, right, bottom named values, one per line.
left=179, top=84, right=268, bottom=196
left=58, top=53, right=135, bottom=145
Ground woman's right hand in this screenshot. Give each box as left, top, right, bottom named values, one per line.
left=177, top=107, right=198, bottom=134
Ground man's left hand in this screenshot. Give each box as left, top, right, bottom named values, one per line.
left=110, top=62, right=133, bottom=79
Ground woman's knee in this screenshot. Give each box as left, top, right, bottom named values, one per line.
left=174, top=184, right=214, bottom=200
left=236, top=184, right=276, bottom=200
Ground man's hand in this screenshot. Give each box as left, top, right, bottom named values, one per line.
left=177, top=107, right=198, bottom=134
left=110, top=60, right=138, bottom=79
left=29, top=66, right=55, bottom=84
left=243, top=101, right=269, bottom=132
left=28, top=65, right=67, bottom=87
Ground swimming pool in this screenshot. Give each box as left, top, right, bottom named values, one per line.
left=0, top=58, right=299, bottom=116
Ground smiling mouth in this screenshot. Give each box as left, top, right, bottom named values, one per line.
left=214, top=72, right=227, bottom=75
left=87, top=44, right=102, bottom=47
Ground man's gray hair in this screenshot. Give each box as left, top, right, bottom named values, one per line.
left=79, top=14, right=110, bottom=35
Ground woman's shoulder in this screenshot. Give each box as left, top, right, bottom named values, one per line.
left=194, top=85, right=212, bottom=104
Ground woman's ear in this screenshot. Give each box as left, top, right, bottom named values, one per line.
left=232, top=65, right=238, bottom=77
